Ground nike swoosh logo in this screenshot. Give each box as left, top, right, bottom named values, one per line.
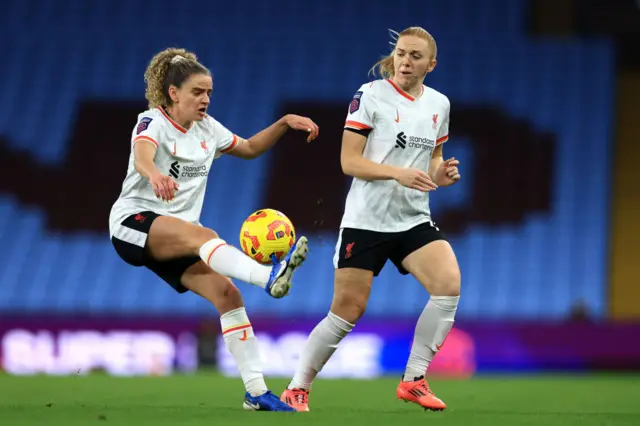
left=245, top=401, right=260, bottom=410
left=436, top=334, right=448, bottom=351
left=395, top=109, right=400, bottom=123
left=239, top=330, right=248, bottom=341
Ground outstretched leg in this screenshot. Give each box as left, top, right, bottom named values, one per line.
left=146, top=215, right=308, bottom=298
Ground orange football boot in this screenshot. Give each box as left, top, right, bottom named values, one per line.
left=280, top=387, right=310, bottom=412
left=396, top=376, right=446, bottom=411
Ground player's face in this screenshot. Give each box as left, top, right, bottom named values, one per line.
left=175, top=73, right=213, bottom=122
left=393, top=36, right=437, bottom=90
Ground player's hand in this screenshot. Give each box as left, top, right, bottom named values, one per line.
left=284, top=114, right=320, bottom=142
left=435, top=157, right=461, bottom=187
left=149, top=172, right=179, bottom=202
left=395, top=168, right=438, bottom=192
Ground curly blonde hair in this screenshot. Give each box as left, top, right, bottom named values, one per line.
left=369, top=27, right=438, bottom=79
left=144, top=48, right=210, bottom=109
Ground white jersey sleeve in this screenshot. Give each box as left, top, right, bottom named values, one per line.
left=205, top=116, right=240, bottom=158
left=344, top=83, right=376, bottom=133
left=131, top=112, right=164, bottom=149
left=436, top=97, right=450, bottom=145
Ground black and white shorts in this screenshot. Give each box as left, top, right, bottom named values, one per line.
left=333, top=221, right=447, bottom=276
left=110, top=211, right=200, bottom=293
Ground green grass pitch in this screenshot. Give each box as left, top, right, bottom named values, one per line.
left=2, top=372, right=639, bottom=425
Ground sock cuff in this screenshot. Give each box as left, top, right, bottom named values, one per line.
left=221, top=306, right=247, bottom=320
left=220, top=307, right=253, bottom=337
left=429, top=295, right=460, bottom=311
left=199, top=238, right=227, bottom=263
left=328, top=311, right=355, bottom=333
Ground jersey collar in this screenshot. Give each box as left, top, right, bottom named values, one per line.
left=386, top=79, right=424, bottom=102
left=158, top=107, right=188, bottom=134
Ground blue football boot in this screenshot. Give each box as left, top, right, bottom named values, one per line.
left=264, top=236, right=308, bottom=298
left=243, top=391, right=298, bottom=412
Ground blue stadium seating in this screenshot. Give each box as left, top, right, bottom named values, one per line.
left=0, top=0, right=613, bottom=319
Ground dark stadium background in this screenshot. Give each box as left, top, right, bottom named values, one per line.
left=1, top=1, right=639, bottom=424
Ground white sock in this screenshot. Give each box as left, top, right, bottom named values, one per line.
left=288, top=312, right=354, bottom=390
left=403, top=295, right=459, bottom=381
left=220, top=307, right=268, bottom=397
left=199, top=239, right=271, bottom=288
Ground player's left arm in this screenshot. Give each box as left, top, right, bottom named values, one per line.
left=429, top=144, right=444, bottom=181
left=430, top=145, right=460, bottom=187
left=429, top=99, right=460, bottom=186
left=227, top=114, right=319, bottom=159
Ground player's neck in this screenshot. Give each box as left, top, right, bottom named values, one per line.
left=393, top=79, right=423, bottom=99
left=164, top=106, right=193, bottom=130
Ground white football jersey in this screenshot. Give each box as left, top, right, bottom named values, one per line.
left=109, top=107, right=239, bottom=237
left=340, top=79, right=450, bottom=233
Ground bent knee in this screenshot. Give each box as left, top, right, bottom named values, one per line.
left=331, top=293, right=368, bottom=324
left=331, top=268, right=373, bottom=324
left=190, top=227, right=219, bottom=254
left=431, top=267, right=461, bottom=297
left=197, top=227, right=219, bottom=242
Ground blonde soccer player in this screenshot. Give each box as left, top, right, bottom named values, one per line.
left=109, top=48, right=319, bottom=412
left=281, top=27, right=461, bottom=412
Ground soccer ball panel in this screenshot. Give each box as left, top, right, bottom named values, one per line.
left=239, top=208, right=296, bottom=264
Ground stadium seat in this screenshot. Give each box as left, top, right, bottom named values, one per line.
left=0, top=0, right=613, bottom=319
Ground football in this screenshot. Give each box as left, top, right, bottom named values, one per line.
left=239, top=208, right=296, bottom=264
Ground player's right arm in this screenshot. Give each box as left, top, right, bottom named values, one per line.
left=341, top=85, right=437, bottom=192
left=131, top=116, right=178, bottom=201
left=341, top=130, right=400, bottom=180
left=133, top=141, right=178, bottom=202
left=341, top=131, right=437, bottom=192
